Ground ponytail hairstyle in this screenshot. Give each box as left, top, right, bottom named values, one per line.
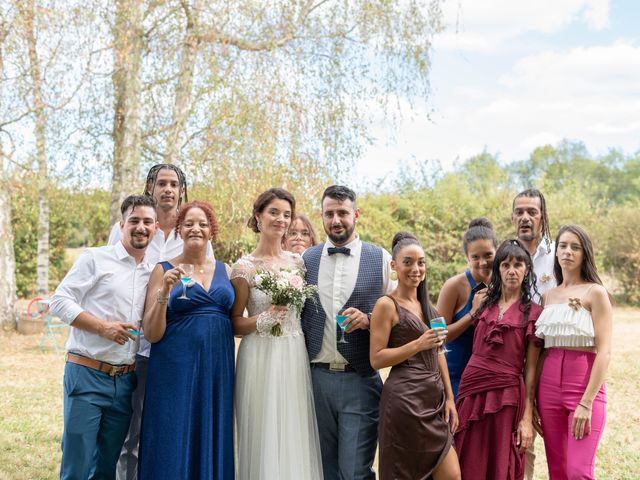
left=391, top=232, right=439, bottom=324
left=475, top=238, right=537, bottom=323
left=463, top=217, right=498, bottom=254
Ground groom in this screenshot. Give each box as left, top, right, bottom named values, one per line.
left=301, top=185, right=394, bottom=480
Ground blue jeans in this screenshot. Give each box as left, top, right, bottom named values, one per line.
left=311, top=366, right=383, bottom=480
left=116, top=354, right=148, bottom=480
left=60, top=362, right=136, bottom=480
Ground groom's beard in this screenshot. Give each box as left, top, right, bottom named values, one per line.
left=326, top=224, right=355, bottom=245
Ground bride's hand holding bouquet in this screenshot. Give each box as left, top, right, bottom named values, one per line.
left=254, top=268, right=317, bottom=336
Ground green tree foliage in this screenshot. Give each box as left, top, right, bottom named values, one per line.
left=10, top=140, right=640, bottom=304
left=602, top=202, right=640, bottom=304
left=11, top=174, right=71, bottom=297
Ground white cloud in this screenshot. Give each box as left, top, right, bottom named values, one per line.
left=356, top=40, right=640, bottom=183
left=434, top=0, right=611, bottom=52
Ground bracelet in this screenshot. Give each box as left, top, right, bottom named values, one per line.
left=156, top=289, right=169, bottom=305
left=578, top=402, right=592, bottom=411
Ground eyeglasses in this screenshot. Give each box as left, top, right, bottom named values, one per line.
left=286, top=229, right=311, bottom=239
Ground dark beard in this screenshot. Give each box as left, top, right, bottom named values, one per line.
left=130, top=236, right=150, bottom=250
left=327, top=224, right=355, bottom=246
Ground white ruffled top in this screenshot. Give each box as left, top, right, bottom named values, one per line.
left=535, top=303, right=596, bottom=348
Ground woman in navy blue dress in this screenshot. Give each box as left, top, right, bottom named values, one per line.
left=139, top=201, right=235, bottom=480
left=436, top=218, right=497, bottom=399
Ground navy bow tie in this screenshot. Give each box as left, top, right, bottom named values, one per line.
left=328, top=247, right=351, bottom=256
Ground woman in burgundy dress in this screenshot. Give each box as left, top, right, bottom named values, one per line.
left=454, top=239, right=543, bottom=480
left=370, top=232, right=460, bottom=480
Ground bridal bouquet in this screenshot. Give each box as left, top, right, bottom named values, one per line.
left=254, top=268, right=317, bottom=336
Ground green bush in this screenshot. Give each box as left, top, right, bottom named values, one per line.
left=11, top=176, right=71, bottom=297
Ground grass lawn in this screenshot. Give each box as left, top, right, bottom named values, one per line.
left=1, top=308, right=638, bottom=479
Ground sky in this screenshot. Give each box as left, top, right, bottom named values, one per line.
left=354, top=0, right=640, bottom=185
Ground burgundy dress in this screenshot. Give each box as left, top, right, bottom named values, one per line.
left=378, top=296, right=453, bottom=480
left=454, top=301, right=542, bottom=480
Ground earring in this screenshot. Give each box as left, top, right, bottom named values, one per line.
left=421, top=274, right=426, bottom=281
left=390, top=270, right=398, bottom=281
left=257, top=220, right=262, bottom=232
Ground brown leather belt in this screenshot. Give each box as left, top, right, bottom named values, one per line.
left=66, top=352, right=135, bottom=377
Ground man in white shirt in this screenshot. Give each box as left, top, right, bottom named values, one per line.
left=301, top=185, right=394, bottom=480
left=109, top=164, right=212, bottom=480
left=50, top=195, right=157, bottom=480
left=511, top=187, right=557, bottom=480
left=512, top=188, right=557, bottom=303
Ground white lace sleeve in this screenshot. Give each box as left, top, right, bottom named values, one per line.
left=230, top=257, right=256, bottom=285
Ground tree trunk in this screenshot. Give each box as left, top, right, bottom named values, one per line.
left=165, top=0, right=201, bottom=166
left=110, top=0, right=143, bottom=227
left=0, top=146, right=19, bottom=329
left=23, top=0, right=49, bottom=296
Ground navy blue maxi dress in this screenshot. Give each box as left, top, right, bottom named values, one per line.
left=139, top=260, right=235, bottom=480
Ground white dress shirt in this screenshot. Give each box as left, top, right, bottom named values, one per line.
left=108, top=222, right=214, bottom=356
left=49, top=242, right=153, bottom=365
left=313, top=236, right=394, bottom=364
left=532, top=239, right=557, bottom=305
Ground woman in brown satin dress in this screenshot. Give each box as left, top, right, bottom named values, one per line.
left=370, top=232, right=461, bottom=480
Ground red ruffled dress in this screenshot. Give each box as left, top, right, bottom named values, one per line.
left=454, top=301, right=542, bottom=480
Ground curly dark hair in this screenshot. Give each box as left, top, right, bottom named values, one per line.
left=175, top=201, right=219, bottom=242
left=247, top=188, right=296, bottom=233
left=475, top=238, right=538, bottom=323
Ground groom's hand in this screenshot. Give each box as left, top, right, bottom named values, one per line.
left=342, top=308, right=369, bottom=332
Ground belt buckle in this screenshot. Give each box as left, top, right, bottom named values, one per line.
left=109, top=366, right=119, bottom=377
left=329, top=362, right=345, bottom=372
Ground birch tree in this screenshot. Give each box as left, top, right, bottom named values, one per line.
left=19, top=0, right=50, bottom=295
left=0, top=16, right=19, bottom=328
left=106, top=0, right=443, bottom=220
left=110, top=0, right=144, bottom=226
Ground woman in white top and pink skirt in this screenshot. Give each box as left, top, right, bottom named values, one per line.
left=534, top=225, right=613, bottom=480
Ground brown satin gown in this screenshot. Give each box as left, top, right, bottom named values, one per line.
left=378, top=296, right=453, bottom=480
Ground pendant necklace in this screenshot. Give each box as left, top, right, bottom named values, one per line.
left=497, top=302, right=508, bottom=322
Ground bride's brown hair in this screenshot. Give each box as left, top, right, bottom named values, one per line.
left=248, top=188, right=296, bottom=233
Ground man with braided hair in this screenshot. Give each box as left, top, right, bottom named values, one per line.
left=110, top=164, right=212, bottom=480
left=511, top=187, right=557, bottom=480
left=512, top=188, right=556, bottom=304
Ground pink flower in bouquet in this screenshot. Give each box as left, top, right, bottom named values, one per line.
left=289, top=274, right=304, bottom=290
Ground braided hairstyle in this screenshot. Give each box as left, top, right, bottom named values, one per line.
left=391, top=232, right=439, bottom=324
left=475, top=238, right=538, bottom=324
left=143, top=164, right=188, bottom=210
left=513, top=188, right=552, bottom=253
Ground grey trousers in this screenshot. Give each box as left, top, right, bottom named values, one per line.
left=115, top=354, right=148, bottom=480
left=311, top=365, right=383, bottom=480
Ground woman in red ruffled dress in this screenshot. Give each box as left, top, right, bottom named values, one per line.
left=454, top=239, right=543, bottom=480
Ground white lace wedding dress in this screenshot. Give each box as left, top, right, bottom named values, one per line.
left=231, top=252, right=323, bottom=480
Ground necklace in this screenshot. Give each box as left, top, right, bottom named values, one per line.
left=497, top=302, right=508, bottom=322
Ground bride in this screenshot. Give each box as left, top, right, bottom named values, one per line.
left=230, top=188, right=323, bottom=480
